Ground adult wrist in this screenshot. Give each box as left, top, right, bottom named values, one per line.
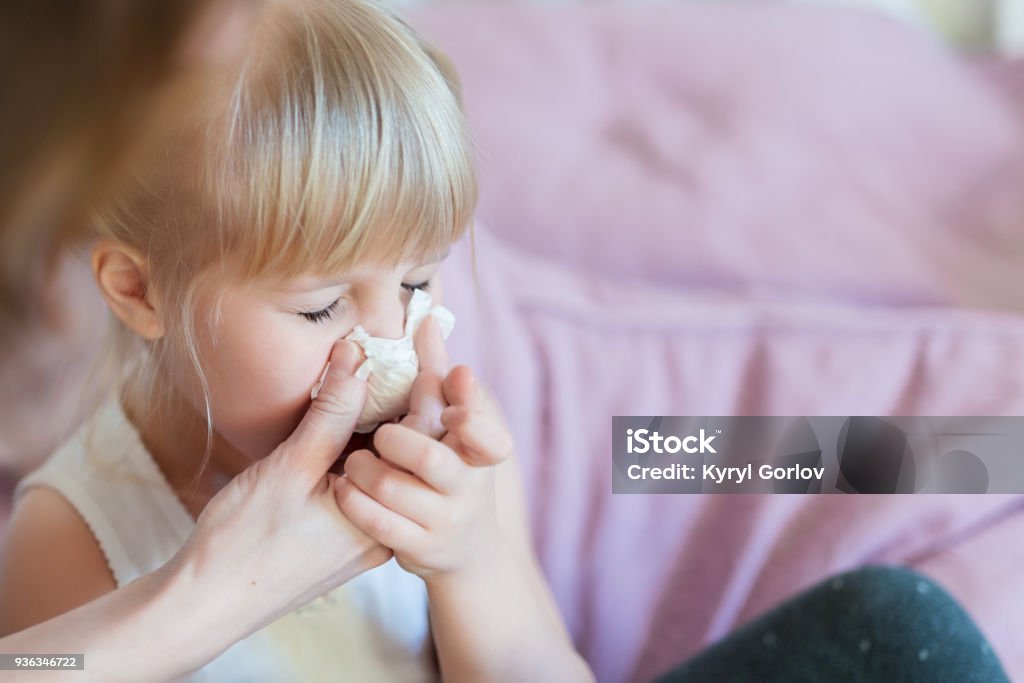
left=146, top=549, right=261, bottom=677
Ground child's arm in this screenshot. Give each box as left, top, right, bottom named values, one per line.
left=0, top=487, right=118, bottom=636
left=425, top=404, right=594, bottom=683
left=337, top=370, right=594, bottom=682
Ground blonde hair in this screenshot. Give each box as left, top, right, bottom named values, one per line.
left=90, top=0, right=478, bottom=468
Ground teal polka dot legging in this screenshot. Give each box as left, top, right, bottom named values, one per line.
left=651, top=566, right=1009, bottom=683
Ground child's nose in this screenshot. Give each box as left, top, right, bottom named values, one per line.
left=357, top=291, right=407, bottom=340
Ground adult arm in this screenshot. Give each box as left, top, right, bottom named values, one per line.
left=0, top=340, right=388, bottom=682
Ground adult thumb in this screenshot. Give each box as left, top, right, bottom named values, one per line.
left=278, top=339, right=367, bottom=482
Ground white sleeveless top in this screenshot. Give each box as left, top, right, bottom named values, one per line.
left=14, top=395, right=438, bottom=683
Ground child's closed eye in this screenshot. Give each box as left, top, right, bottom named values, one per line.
left=299, top=299, right=342, bottom=324
left=401, top=280, right=430, bottom=293
left=298, top=281, right=431, bottom=324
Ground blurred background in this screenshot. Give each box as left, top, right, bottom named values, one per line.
left=391, top=0, right=1024, bottom=54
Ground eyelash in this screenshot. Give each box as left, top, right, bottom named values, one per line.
left=299, top=301, right=340, bottom=324
left=298, top=281, right=432, bottom=324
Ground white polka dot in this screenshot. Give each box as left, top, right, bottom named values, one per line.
left=916, top=581, right=930, bottom=595
left=831, top=577, right=844, bottom=590
left=919, top=648, right=930, bottom=661
left=762, top=632, right=778, bottom=647
left=859, top=639, right=871, bottom=653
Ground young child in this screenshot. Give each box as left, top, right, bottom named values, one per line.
left=0, top=1, right=592, bottom=681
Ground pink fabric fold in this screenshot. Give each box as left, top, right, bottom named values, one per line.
left=441, top=227, right=1024, bottom=682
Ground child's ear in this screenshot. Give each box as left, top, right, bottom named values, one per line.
left=91, top=239, right=165, bottom=340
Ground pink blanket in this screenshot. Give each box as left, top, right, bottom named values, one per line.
left=414, top=4, right=1024, bottom=681
left=440, top=228, right=1024, bottom=682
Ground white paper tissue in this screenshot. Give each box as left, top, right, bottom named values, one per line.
left=310, top=288, right=454, bottom=433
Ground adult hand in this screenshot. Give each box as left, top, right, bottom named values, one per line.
left=0, top=337, right=392, bottom=682
left=164, top=338, right=393, bottom=636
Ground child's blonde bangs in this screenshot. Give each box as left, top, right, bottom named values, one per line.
left=206, top=0, right=477, bottom=281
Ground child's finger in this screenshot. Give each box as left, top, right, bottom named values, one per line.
left=373, top=423, right=464, bottom=495
left=441, top=364, right=477, bottom=409
left=440, top=406, right=513, bottom=467
left=343, top=449, right=444, bottom=527
left=334, top=475, right=426, bottom=551
left=414, top=313, right=450, bottom=375
left=405, top=315, right=449, bottom=436
left=402, top=375, right=445, bottom=439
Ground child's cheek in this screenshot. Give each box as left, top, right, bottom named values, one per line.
left=206, top=311, right=335, bottom=459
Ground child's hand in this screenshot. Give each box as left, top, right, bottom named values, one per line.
left=399, top=314, right=512, bottom=467
left=394, top=314, right=451, bottom=441
left=334, top=317, right=514, bottom=579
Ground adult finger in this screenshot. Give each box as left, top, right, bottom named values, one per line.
left=277, top=339, right=367, bottom=484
